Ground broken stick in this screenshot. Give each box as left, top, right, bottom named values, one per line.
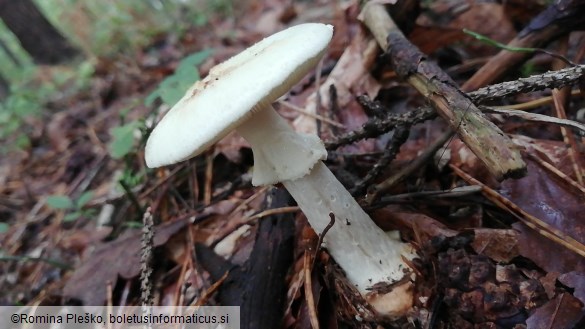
left=360, top=2, right=527, bottom=181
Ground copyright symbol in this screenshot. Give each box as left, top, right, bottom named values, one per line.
left=11, top=314, right=20, bottom=323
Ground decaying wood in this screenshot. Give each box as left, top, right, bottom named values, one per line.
left=468, top=65, right=585, bottom=103
left=360, top=2, right=527, bottom=181
left=196, top=188, right=294, bottom=329
left=328, top=65, right=584, bottom=151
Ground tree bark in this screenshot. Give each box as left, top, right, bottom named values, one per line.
left=0, top=72, right=9, bottom=100
left=0, top=37, right=23, bottom=67
left=0, top=0, right=80, bottom=64
left=196, top=188, right=295, bottom=329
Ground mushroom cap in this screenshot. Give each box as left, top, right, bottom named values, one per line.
left=145, top=23, right=334, bottom=168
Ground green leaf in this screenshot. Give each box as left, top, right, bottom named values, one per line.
left=520, top=62, right=537, bottom=78
left=144, top=49, right=213, bottom=107
left=122, top=221, right=143, bottom=229
left=158, top=75, right=193, bottom=106
left=0, top=223, right=9, bottom=233
left=82, top=209, right=97, bottom=217
left=178, top=49, right=213, bottom=69
left=109, top=121, right=141, bottom=159
left=463, top=29, right=536, bottom=53
left=46, top=195, right=74, bottom=209
left=76, top=191, right=94, bottom=208
left=63, top=212, right=81, bottom=222
left=144, top=90, right=160, bottom=107
left=120, top=167, right=144, bottom=188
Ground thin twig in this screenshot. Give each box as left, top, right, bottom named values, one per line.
left=119, top=179, right=144, bottom=214
left=552, top=68, right=584, bottom=184
left=468, top=65, right=585, bottom=102
left=363, top=130, right=454, bottom=204
left=361, top=2, right=526, bottom=180
left=278, top=99, right=345, bottom=128
left=482, top=106, right=585, bottom=134
left=490, top=90, right=582, bottom=111
left=368, top=186, right=483, bottom=209
left=327, top=88, right=583, bottom=154
left=351, top=124, right=410, bottom=195
left=194, top=271, right=230, bottom=306
left=326, top=97, right=436, bottom=149
left=304, top=251, right=320, bottom=329
left=302, top=213, right=334, bottom=329
left=451, top=165, right=585, bottom=258
left=140, top=207, right=154, bottom=307
left=315, top=213, right=336, bottom=254
left=527, top=153, right=585, bottom=195
left=311, top=212, right=336, bottom=270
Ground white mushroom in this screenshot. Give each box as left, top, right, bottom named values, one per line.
left=145, top=23, right=414, bottom=317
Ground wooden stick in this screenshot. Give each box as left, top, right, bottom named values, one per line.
left=360, top=2, right=526, bottom=181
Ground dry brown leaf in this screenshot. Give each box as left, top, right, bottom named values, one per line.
left=371, top=206, right=457, bottom=239
left=293, top=26, right=380, bottom=138
left=539, top=271, right=560, bottom=300
left=502, top=157, right=585, bottom=273
left=525, top=293, right=584, bottom=329
left=471, top=229, right=520, bottom=263
left=558, top=271, right=585, bottom=309
left=57, top=227, right=113, bottom=254
left=415, top=2, right=515, bottom=56
left=450, top=136, right=585, bottom=272
left=513, top=220, right=585, bottom=273
left=409, top=26, right=466, bottom=55
left=62, top=219, right=189, bottom=305
left=214, top=131, right=249, bottom=164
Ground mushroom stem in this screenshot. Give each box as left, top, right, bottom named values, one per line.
left=237, top=106, right=413, bottom=314
left=236, top=105, right=327, bottom=186
left=283, top=162, right=412, bottom=290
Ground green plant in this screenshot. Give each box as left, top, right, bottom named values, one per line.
left=122, top=221, right=143, bottom=229
left=0, top=223, right=9, bottom=233
left=208, top=0, right=234, bottom=18
left=145, top=49, right=212, bottom=106
left=0, top=60, right=96, bottom=154
left=0, top=253, right=71, bottom=269
left=119, top=166, right=144, bottom=189
left=0, top=20, right=34, bottom=82
left=0, top=87, right=48, bottom=152
left=46, top=191, right=96, bottom=222
left=36, top=0, right=208, bottom=57
left=463, top=28, right=574, bottom=67
left=520, top=62, right=538, bottom=78
left=109, top=120, right=144, bottom=159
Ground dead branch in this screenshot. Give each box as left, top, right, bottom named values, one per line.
left=360, top=2, right=526, bottom=181
left=468, top=65, right=585, bottom=102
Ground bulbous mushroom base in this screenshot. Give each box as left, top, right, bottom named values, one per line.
left=284, top=162, right=415, bottom=317
left=283, top=162, right=414, bottom=292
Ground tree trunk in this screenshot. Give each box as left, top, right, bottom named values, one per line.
left=0, top=0, right=80, bottom=64
left=0, top=73, right=9, bottom=100
left=0, top=37, right=23, bottom=67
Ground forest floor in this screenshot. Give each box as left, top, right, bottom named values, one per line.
left=1, top=0, right=584, bottom=328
